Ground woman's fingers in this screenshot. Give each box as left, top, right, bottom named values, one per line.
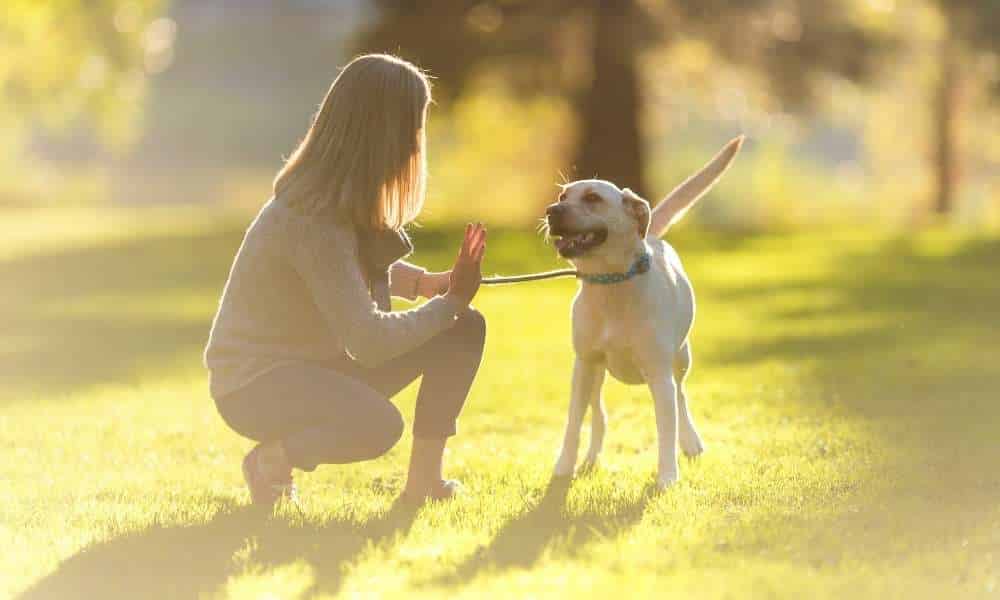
left=469, top=223, right=483, bottom=246
left=472, top=228, right=487, bottom=262
left=478, top=226, right=488, bottom=260
left=456, top=223, right=486, bottom=266
left=461, top=223, right=472, bottom=258
left=473, top=223, right=485, bottom=250
left=464, top=225, right=478, bottom=257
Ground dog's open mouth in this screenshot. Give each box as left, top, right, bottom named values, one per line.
left=551, top=227, right=608, bottom=258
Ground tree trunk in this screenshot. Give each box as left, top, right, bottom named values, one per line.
left=932, top=37, right=960, bottom=215
left=573, top=0, right=646, bottom=197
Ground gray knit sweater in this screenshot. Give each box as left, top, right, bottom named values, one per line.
left=204, top=197, right=462, bottom=399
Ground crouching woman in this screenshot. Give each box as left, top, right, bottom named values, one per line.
left=205, top=54, right=487, bottom=507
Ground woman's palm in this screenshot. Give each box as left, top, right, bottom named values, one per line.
left=447, top=223, right=486, bottom=305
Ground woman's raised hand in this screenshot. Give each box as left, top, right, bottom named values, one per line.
left=445, top=223, right=486, bottom=306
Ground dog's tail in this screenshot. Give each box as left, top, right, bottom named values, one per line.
left=649, top=135, right=744, bottom=237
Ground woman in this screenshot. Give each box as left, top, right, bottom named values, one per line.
left=205, top=54, right=487, bottom=507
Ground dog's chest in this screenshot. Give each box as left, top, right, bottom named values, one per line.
left=572, top=297, right=647, bottom=384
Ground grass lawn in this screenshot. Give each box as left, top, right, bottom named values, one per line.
left=3, top=206, right=999, bottom=599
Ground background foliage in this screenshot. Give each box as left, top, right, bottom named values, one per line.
left=1, top=0, right=996, bottom=224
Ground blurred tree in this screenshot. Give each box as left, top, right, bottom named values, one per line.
left=358, top=0, right=888, bottom=198
left=926, top=0, right=999, bottom=214
left=0, top=0, right=167, bottom=202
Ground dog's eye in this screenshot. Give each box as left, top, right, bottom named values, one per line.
left=583, top=193, right=601, bottom=204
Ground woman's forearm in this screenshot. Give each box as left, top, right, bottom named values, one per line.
left=291, top=225, right=460, bottom=367
left=389, top=261, right=426, bottom=300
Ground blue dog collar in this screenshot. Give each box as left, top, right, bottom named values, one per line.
left=577, top=251, right=651, bottom=285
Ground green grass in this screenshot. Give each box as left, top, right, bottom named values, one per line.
left=3, top=207, right=999, bottom=599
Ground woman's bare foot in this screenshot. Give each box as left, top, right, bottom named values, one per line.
left=401, top=437, right=461, bottom=503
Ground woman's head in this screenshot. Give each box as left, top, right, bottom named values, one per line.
left=275, top=54, right=431, bottom=230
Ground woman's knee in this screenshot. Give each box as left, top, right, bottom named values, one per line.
left=453, top=308, right=486, bottom=348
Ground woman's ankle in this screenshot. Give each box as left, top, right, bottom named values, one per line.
left=407, top=436, right=447, bottom=488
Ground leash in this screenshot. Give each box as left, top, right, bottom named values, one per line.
left=480, top=251, right=651, bottom=286
left=481, top=269, right=578, bottom=285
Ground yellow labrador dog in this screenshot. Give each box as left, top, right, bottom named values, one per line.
left=546, top=137, right=743, bottom=489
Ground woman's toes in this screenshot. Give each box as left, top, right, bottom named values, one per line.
left=400, top=479, right=462, bottom=505
left=432, top=479, right=462, bottom=500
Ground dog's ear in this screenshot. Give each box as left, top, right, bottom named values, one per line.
left=622, top=188, right=650, bottom=238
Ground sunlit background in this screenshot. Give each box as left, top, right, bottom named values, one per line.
left=4, top=3, right=1000, bottom=599
left=5, top=0, right=997, bottom=226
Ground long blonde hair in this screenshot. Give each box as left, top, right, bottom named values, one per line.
left=274, top=54, right=430, bottom=231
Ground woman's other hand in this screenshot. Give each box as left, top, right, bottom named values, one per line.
left=418, top=270, right=451, bottom=298
left=445, top=223, right=486, bottom=306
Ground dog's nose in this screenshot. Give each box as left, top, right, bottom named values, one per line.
left=546, top=204, right=564, bottom=218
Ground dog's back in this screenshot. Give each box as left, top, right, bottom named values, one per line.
left=642, top=237, right=695, bottom=351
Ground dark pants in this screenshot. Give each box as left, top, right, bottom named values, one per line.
left=215, top=309, right=486, bottom=471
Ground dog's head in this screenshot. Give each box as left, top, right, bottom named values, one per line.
left=544, top=179, right=650, bottom=262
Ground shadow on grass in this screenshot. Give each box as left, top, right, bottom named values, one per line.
left=435, top=477, right=656, bottom=585
left=18, top=499, right=420, bottom=600
left=18, top=480, right=654, bottom=600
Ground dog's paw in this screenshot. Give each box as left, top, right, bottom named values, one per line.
left=680, top=432, right=705, bottom=458
left=577, top=456, right=600, bottom=475
left=656, top=471, right=679, bottom=491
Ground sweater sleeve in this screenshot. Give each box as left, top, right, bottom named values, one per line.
left=290, top=222, right=462, bottom=367
left=389, top=260, right=425, bottom=300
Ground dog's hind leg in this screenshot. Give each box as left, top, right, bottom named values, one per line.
left=649, top=370, right=680, bottom=489
left=580, top=367, right=608, bottom=472
left=674, top=342, right=705, bottom=457
left=554, top=358, right=604, bottom=478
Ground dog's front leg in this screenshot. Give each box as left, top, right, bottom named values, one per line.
left=648, top=374, right=680, bottom=489
left=580, top=367, right=608, bottom=472
left=554, top=358, right=603, bottom=478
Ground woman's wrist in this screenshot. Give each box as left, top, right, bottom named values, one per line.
left=414, top=270, right=427, bottom=298
left=442, top=290, right=469, bottom=310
